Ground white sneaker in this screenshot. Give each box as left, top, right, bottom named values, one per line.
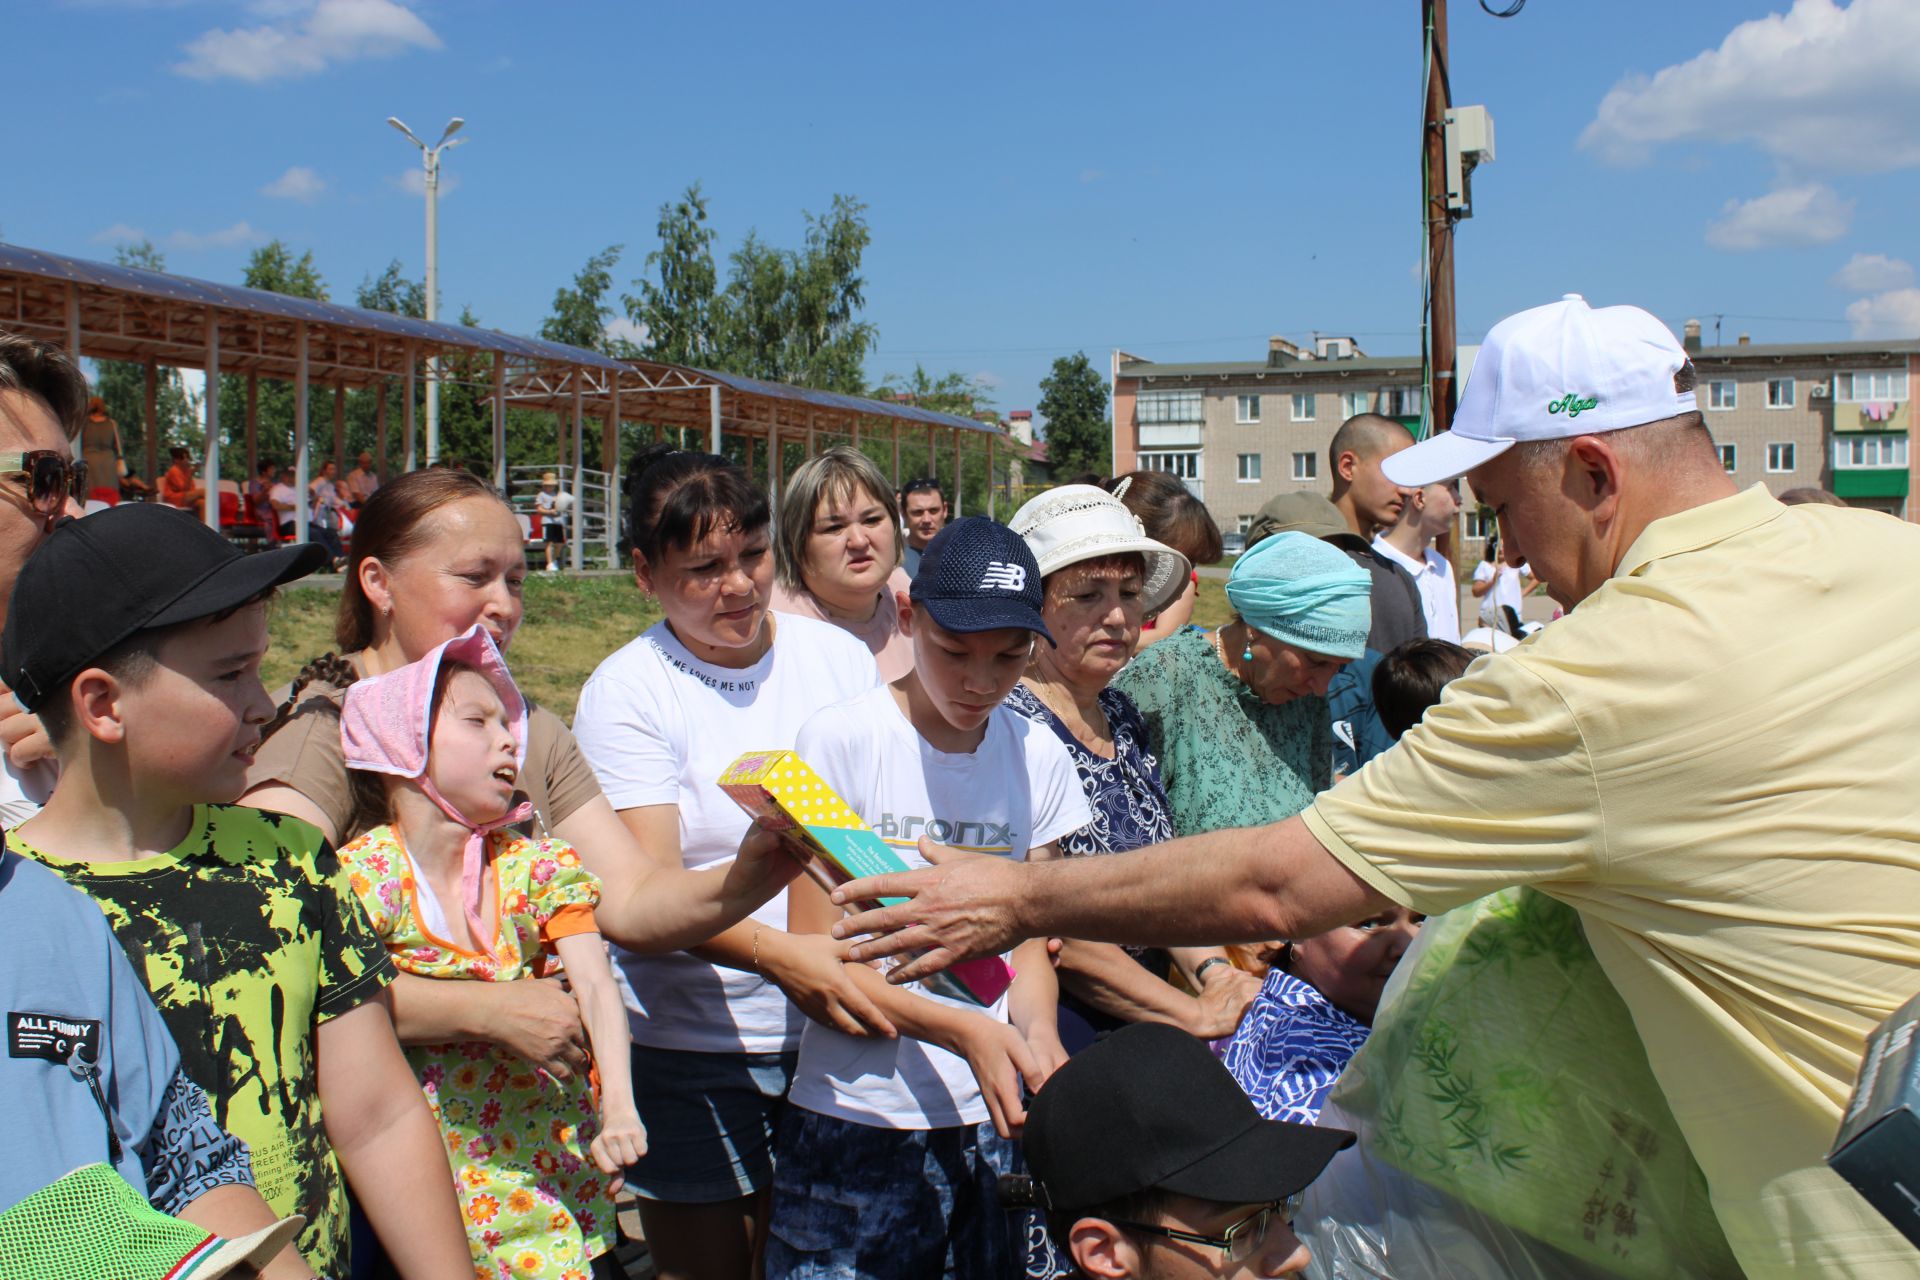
left=546, top=563, right=559, bottom=573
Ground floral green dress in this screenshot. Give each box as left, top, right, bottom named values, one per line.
left=1113, top=628, right=1331, bottom=837
left=338, top=826, right=614, bottom=1280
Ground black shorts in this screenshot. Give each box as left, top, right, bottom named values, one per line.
left=542, top=521, right=567, bottom=543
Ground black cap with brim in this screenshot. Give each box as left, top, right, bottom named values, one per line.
left=3, top=505, right=327, bottom=710
left=1022, top=1021, right=1355, bottom=1214
left=1150, top=1111, right=1355, bottom=1208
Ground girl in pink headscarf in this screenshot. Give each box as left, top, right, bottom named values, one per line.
left=336, top=624, right=645, bottom=1280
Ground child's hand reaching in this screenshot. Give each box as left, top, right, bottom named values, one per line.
left=590, top=1105, right=648, bottom=1191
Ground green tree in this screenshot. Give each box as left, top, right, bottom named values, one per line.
left=356, top=259, right=426, bottom=319
left=542, top=245, right=624, bottom=354
left=344, top=261, right=427, bottom=473
left=1037, top=351, right=1111, bottom=477
left=625, top=184, right=718, bottom=366
left=782, top=195, right=877, bottom=391
left=878, top=365, right=995, bottom=419
left=715, top=231, right=792, bottom=382
left=93, top=240, right=201, bottom=477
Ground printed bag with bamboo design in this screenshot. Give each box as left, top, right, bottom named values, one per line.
left=1325, top=887, right=1740, bottom=1277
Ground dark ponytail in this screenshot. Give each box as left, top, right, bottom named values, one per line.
left=624, top=443, right=769, bottom=569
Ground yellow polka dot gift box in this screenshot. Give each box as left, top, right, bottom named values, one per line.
left=718, top=749, right=1012, bottom=1006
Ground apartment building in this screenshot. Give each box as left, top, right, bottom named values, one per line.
left=1111, top=329, right=1920, bottom=538
left=1110, top=336, right=1426, bottom=539
left=1683, top=324, right=1919, bottom=521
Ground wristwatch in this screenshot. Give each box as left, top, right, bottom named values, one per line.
left=1193, top=957, right=1232, bottom=986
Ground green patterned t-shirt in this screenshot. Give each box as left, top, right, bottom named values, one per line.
left=11, top=804, right=395, bottom=1279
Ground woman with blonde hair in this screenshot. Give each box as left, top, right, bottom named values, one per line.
left=771, top=445, right=914, bottom=680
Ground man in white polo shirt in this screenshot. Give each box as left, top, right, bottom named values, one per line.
left=1372, top=480, right=1461, bottom=642
left=830, top=294, right=1920, bottom=1276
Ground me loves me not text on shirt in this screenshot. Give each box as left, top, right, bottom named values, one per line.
left=572, top=614, right=880, bottom=1054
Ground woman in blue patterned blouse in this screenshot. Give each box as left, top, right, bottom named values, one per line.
left=1008, top=485, right=1262, bottom=1053
left=1220, top=909, right=1422, bottom=1124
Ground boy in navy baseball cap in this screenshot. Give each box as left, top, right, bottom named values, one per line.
left=766, top=515, right=1092, bottom=1278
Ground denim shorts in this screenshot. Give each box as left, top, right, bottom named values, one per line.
left=765, top=1107, right=1031, bottom=1280
left=622, top=1044, right=797, bottom=1203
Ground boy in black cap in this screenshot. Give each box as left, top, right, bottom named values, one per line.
left=1007, top=1021, right=1354, bottom=1278
left=768, top=517, right=1093, bottom=1279
left=0, top=504, right=472, bottom=1279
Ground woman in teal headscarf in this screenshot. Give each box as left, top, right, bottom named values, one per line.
left=1113, top=531, right=1371, bottom=838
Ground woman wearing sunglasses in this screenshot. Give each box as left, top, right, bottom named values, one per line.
left=0, top=331, right=91, bottom=825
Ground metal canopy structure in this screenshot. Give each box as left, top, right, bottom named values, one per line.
left=0, top=242, right=1009, bottom=560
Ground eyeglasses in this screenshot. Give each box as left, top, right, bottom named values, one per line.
left=1110, top=1196, right=1301, bottom=1262
left=0, top=451, right=87, bottom=522
left=901, top=478, right=942, bottom=497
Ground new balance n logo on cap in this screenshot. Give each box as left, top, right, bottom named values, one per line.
left=978, top=562, right=1027, bottom=592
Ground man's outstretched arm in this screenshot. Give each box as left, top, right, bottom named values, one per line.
left=831, top=814, right=1394, bottom=983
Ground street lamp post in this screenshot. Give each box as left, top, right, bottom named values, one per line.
left=387, top=115, right=465, bottom=467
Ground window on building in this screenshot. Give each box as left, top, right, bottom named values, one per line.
left=1766, top=442, right=1796, bottom=473
left=1291, top=393, right=1315, bottom=421
left=1464, top=508, right=1494, bottom=540
left=1717, top=444, right=1737, bottom=472
left=1340, top=391, right=1372, bottom=419
left=1708, top=381, right=1737, bottom=410
left=1380, top=386, right=1424, bottom=417
left=1140, top=451, right=1201, bottom=479
left=1236, top=514, right=1254, bottom=535
left=1235, top=395, right=1261, bottom=424
left=1291, top=452, right=1316, bottom=481
left=1766, top=378, right=1795, bottom=409
left=1236, top=453, right=1261, bottom=482
left=1838, top=370, right=1911, bottom=402
left=1137, top=390, right=1205, bottom=424
left=1833, top=435, right=1911, bottom=469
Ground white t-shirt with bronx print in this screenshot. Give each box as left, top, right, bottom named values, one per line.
left=787, top=685, right=1089, bottom=1129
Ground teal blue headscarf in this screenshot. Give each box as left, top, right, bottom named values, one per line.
left=1225, top=531, right=1372, bottom=660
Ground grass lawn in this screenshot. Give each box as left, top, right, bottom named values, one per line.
left=268, top=572, right=1227, bottom=723
left=264, top=575, right=662, bottom=719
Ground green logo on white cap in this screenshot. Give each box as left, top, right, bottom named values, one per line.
left=1547, top=394, right=1598, bottom=418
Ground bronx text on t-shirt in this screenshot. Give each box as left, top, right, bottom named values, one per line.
left=875, top=813, right=1019, bottom=851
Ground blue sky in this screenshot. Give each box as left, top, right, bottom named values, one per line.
left=14, top=0, right=1920, bottom=428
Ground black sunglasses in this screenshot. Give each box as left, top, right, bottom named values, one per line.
left=0, top=451, right=87, bottom=521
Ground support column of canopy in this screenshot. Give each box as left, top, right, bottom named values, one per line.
left=891, top=419, right=900, bottom=488
left=403, top=344, right=418, bottom=474
left=142, top=359, right=158, bottom=488
left=988, top=433, right=996, bottom=520
left=292, top=322, right=310, bottom=546
left=332, top=384, right=346, bottom=478
left=375, top=385, right=390, bottom=482
left=202, top=313, right=220, bottom=531
left=768, top=410, right=780, bottom=507
left=954, top=429, right=963, bottom=518
left=491, top=356, right=506, bottom=491
left=604, top=383, right=620, bottom=566
left=244, top=375, right=259, bottom=486
left=570, top=379, right=586, bottom=572
left=709, top=385, right=722, bottom=454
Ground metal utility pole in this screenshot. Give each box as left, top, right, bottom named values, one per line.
left=1422, top=0, right=1457, bottom=441
left=388, top=115, right=465, bottom=466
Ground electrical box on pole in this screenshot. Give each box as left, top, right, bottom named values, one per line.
left=1443, top=104, right=1495, bottom=216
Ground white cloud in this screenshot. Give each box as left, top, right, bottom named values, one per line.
left=91, top=222, right=148, bottom=244
left=395, top=167, right=461, bottom=198
left=1846, top=289, right=1920, bottom=340
left=604, top=317, right=648, bottom=348
left=1078, top=169, right=1105, bottom=184
left=1581, top=0, right=1920, bottom=173
left=175, top=0, right=440, bottom=83
left=1704, top=184, right=1852, bottom=251
left=166, top=221, right=268, bottom=251
left=261, top=165, right=326, bottom=202
left=1831, top=253, right=1915, bottom=293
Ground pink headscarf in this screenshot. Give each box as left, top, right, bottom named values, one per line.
left=341, top=624, right=532, bottom=956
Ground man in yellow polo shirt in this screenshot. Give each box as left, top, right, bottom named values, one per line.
left=828, top=295, right=1920, bottom=1277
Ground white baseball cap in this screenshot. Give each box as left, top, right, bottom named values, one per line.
left=1384, top=294, right=1697, bottom=487
left=1009, top=484, right=1191, bottom=619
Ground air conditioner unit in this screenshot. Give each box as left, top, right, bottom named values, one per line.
left=1808, top=382, right=1830, bottom=399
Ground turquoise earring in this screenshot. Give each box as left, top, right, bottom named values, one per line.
left=1241, top=635, right=1254, bottom=662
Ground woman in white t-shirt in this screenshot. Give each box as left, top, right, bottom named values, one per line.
left=572, top=445, right=884, bottom=1280
left=1470, top=533, right=1531, bottom=634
